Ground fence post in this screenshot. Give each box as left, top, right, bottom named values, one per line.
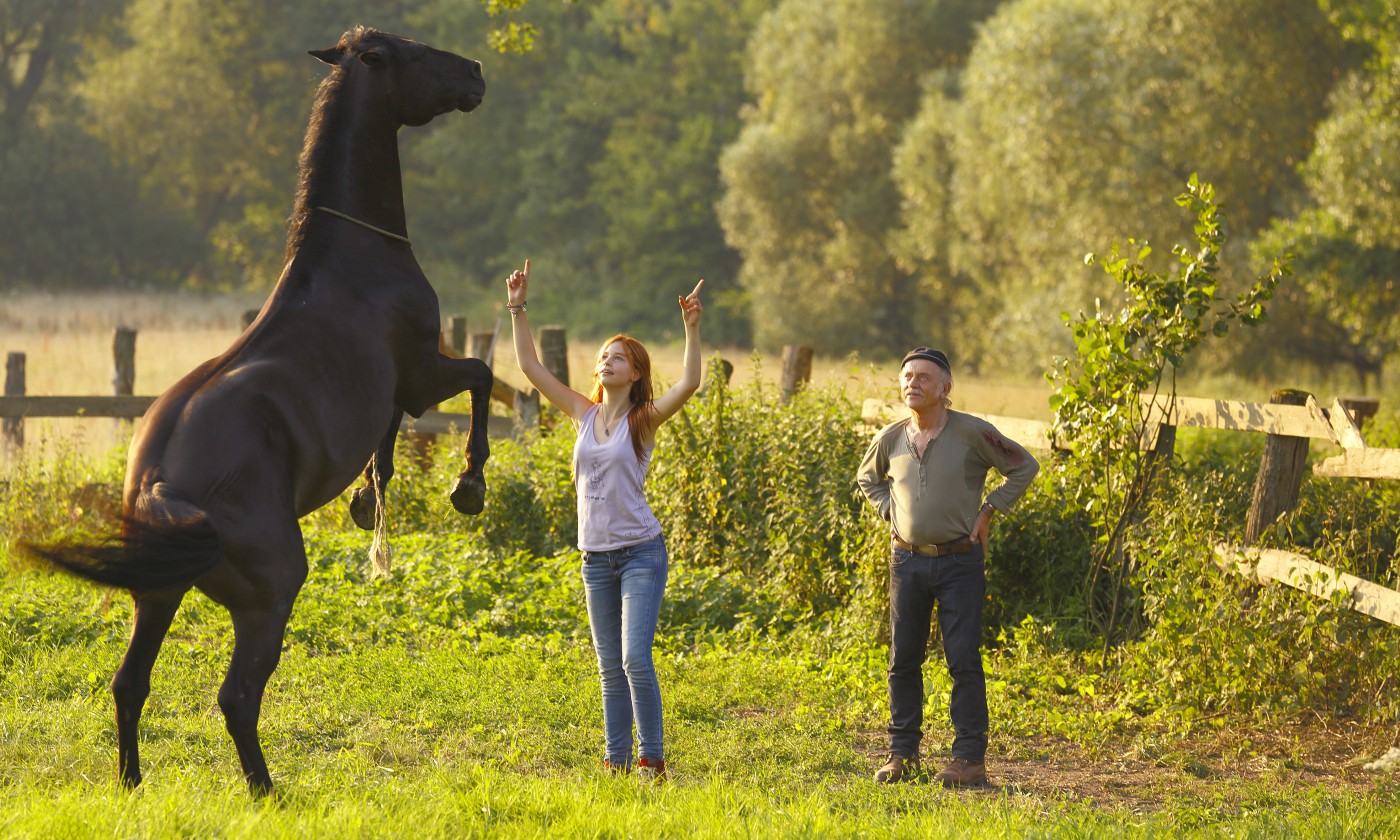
left=468, top=332, right=494, bottom=364
left=1245, top=388, right=1312, bottom=543
left=1338, top=396, right=1380, bottom=430
left=447, top=316, right=468, bottom=357
left=1144, top=422, right=1176, bottom=479
left=3, top=352, right=24, bottom=450
left=540, top=327, right=569, bottom=389
left=780, top=345, right=813, bottom=402
left=514, top=388, right=541, bottom=436
left=113, top=327, right=137, bottom=397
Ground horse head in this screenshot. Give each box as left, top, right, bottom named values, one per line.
left=309, top=27, right=485, bottom=127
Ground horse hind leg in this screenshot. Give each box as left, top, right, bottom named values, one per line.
left=112, top=590, right=187, bottom=789
left=219, top=599, right=298, bottom=796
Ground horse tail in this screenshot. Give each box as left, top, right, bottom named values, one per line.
left=20, top=483, right=221, bottom=591
left=368, top=455, right=393, bottom=578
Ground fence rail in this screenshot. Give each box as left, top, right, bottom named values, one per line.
left=0, top=396, right=157, bottom=418
left=1213, top=544, right=1400, bottom=628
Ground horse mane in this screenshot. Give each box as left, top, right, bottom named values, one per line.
left=285, top=25, right=382, bottom=257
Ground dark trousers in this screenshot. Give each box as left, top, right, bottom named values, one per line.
left=887, top=545, right=988, bottom=761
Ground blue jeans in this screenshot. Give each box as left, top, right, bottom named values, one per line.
left=581, top=534, right=668, bottom=765
left=887, top=544, right=988, bottom=762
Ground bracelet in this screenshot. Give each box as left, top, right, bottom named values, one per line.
left=980, top=502, right=996, bottom=516
left=507, top=300, right=527, bottom=314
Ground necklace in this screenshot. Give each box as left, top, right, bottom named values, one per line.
left=600, top=405, right=628, bottom=438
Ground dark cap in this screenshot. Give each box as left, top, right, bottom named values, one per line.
left=901, top=347, right=950, bottom=374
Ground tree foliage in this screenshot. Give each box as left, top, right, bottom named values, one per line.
left=0, top=0, right=125, bottom=137
left=939, top=0, right=1343, bottom=372
left=0, top=0, right=1397, bottom=387
left=0, top=0, right=199, bottom=287
left=412, top=0, right=768, bottom=344
left=719, top=0, right=999, bottom=354
left=1243, top=9, right=1400, bottom=386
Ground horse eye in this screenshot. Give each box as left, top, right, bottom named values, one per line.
left=359, top=51, right=384, bottom=67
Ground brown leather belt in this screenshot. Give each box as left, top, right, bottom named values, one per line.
left=892, top=535, right=976, bottom=556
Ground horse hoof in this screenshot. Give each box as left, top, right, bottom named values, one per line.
left=348, top=486, right=377, bottom=531
left=450, top=473, right=486, bottom=516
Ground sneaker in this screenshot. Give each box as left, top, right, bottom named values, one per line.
left=874, top=753, right=919, bottom=783
left=637, top=757, right=668, bottom=782
left=933, top=756, right=987, bottom=788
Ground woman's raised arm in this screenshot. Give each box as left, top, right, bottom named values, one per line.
left=650, top=278, right=704, bottom=428
left=506, top=259, right=594, bottom=422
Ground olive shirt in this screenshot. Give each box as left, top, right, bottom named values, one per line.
left=856, top=410, right=1040, bottom=547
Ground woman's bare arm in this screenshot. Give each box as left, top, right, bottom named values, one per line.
left=506, top=259, right=594, bottom=421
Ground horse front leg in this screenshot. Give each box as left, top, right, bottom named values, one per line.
left=426, top=356, right=491, bottom=516
left=349, top=409, right=403, bottom=531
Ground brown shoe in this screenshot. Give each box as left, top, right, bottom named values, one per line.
left=933, top=757, right=987, bottom=788
left=874, top=753, right=919, bottom=783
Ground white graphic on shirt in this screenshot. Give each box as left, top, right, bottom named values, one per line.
left=583, top=457, right=608, bottom=501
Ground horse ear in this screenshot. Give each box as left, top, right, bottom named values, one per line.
left=308, top=47, right=342, bottom=65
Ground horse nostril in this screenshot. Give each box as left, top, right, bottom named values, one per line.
left=471, top=60, right=483, bottom=81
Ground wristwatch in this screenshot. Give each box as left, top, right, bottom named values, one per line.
left=979, top=502, right=996, bottom=516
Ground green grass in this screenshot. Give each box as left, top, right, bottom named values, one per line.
left=2, top=533, right=1398, bottom=838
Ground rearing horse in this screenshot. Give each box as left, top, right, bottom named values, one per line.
left=23, top=28, right=490, bottom=796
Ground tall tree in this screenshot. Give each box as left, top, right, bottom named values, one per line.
left=940, top=0, right=1345, bottom=372
left=0, top=0, right=126, bottom=139
left=0, top=0, right=200, bottom=289
left=1238, top=1, right=1400, bottom=387
left=415, top=0, right=770, bottom=345
left=719, top=0, right=999, bottom=354
left=76, top=1, right=415, bottom=288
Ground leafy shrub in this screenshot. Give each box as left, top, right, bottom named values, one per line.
left=0, top=438, right=126, bottom=549
left=649, top=357, right=884, bottom=616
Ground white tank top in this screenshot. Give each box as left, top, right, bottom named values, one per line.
left=572, top=403, right=663, bottom=552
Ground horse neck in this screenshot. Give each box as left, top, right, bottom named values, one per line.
left=292, top=78, right=407, bottom=239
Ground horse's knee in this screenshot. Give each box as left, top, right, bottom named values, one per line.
left=111, top=670, right=150, bottom=719
left=450, top=470, right=487, bottom=516
left=218, top=682, right=261, bottom=736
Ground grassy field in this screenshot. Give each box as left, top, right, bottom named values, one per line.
left=4, top=290, right=1398, bottom=837
left=1, top=532, right=1396, bottom=839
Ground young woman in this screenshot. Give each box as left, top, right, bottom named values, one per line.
left=505, top=259, right=704, bottom=780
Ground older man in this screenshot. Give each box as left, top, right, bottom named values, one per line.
left=856, top=347, right=1039, bottom=787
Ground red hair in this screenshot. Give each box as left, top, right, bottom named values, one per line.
left=589, top=334, right=655, bottom=463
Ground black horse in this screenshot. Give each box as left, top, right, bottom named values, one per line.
left=23, top=28, right=489, bottom=795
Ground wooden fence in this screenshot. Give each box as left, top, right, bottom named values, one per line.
left=9, top=328, right=1395, bottom=628
left=0, top=321, right=575, bottom=448
left=1, top=328, right=805, bottom=450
